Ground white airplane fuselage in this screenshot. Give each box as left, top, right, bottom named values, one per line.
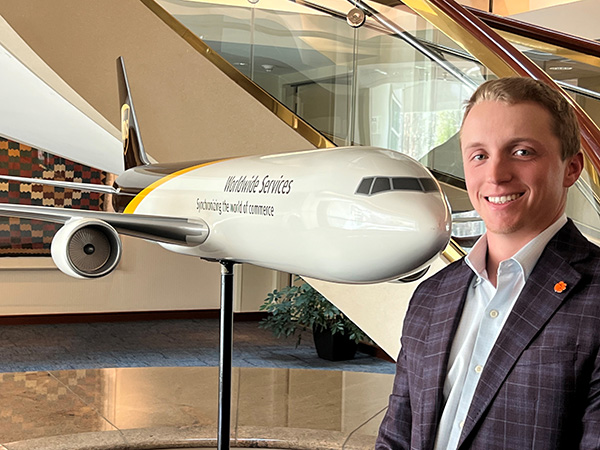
left=124, top=146, right=451, bottom=283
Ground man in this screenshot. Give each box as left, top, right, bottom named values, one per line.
left=376, top=77, right=600, bottom=449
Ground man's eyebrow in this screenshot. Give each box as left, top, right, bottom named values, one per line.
left=461, top=141, right=484, bottom=151
left=462, top=138, right=544, bottom=149
left=505, top=137, right=544, bottom=148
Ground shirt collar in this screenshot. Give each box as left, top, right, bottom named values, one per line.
left=465, top=214, right=567, bottom=282
left=464, top=234, right=488, bottom=281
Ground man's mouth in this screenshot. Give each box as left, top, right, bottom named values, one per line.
left=485, top=193, right=523, bottom=205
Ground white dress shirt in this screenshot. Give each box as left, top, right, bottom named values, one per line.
left=434, top=215, right=567, bottom=450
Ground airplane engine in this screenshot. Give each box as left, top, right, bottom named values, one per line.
left=51, top=218, right=122, bottom=279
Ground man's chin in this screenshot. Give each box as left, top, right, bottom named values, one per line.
left=482, top=220, right=523, bottom=236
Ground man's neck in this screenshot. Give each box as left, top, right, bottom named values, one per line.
left=485, top=234, right=528, bottom=287
left=486, top=234, right=529, bottom=286
left=484, top=216, right=568, bottom=287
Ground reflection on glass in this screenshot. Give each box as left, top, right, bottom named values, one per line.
left=570, top=173, right=600, bottom=245
left=495, top=29, right=600, bottom=130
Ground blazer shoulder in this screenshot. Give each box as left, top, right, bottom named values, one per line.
left=550, top=220, right=600, bottom=268
left=421, top=257, right=469, bottom=285
left=410, top=257, right=471, bottom=303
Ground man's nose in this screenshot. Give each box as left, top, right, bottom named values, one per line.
left=487, top=156, right=512, bottom=183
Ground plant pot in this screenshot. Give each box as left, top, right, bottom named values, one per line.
left=312, top=326, right=358, bottom=361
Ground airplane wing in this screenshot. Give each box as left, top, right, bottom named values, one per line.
left=0, top=203, right=208, bottom=247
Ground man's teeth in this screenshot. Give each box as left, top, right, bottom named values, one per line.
left=487, top=194, right=521, bottom=204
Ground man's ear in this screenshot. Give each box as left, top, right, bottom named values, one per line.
left=564, top=151, right=584, bottom=188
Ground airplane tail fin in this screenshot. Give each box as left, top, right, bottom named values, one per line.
left=117, top=56, right=151, bottom=170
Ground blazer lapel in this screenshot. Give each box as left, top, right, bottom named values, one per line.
left=458, top=223, right=587, bottom=447
left=419, top=262, right=474, bottom=450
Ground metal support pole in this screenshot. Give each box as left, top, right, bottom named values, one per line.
left=218, top=260, right=235, bottom=450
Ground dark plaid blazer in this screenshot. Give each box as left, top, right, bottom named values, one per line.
left=376, top=220, right=600, bottom=449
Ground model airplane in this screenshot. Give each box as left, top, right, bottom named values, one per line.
left=0, top=57, right=451, bottom=284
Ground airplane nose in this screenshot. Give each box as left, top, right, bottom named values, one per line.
left=395, top=195, right=451, bottom=270
left=318, top=192, right=451, bottom=283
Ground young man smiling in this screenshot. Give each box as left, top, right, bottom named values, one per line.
left=376, top=78, right=600, bottom=449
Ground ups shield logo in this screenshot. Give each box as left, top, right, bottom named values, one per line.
left=121, top=103, right=131, bottom=155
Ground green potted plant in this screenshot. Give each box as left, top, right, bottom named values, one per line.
left=259, top=277, right=366, bottom=361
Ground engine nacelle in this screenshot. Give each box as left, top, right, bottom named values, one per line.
left=51, top=218, right=122, bottom=279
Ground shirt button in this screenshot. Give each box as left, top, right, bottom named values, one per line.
left=459, top=420, right=465, bottom=429
left=475, top=365, right=483, bottom=374
left=489, top=310, right=499, bottom=318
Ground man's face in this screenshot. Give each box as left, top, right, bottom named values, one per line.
left=460, top=100, right=582, bottom=242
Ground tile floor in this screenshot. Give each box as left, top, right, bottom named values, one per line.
left=0, top=319, right=394, bottom=374
left=0, top=319, right=396, bottom=449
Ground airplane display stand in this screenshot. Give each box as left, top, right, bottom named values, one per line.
left=218, top=260, right=235, bottom=450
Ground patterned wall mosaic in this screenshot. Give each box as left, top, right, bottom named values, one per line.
left=0, top=137, right=107, bottom=256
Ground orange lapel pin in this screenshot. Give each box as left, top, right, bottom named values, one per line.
left=554, top=281, right=567, bottom=293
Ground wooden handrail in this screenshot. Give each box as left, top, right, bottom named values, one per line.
left=387, top=1, right=600, bottom=58
left=466, top=6, right=600, bottom=59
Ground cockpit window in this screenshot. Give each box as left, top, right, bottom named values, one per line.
left=371, top=177, right=391, bottom=194
left=356, top=176, right=438, bottom=196
left=392, top=177, right=422, bottom=191
left=419, top=177, right=439, bottom=192
left=356, top=177, right=374, bottom=195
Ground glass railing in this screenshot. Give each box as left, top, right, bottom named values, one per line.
left=152, top=0, right=485, bottom=150
left=147, top=0, right=600, bottom=249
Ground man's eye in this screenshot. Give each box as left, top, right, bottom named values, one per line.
left=473, top=154, right=487, bottom=161
left=515, top=149, right=530, bottom=156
